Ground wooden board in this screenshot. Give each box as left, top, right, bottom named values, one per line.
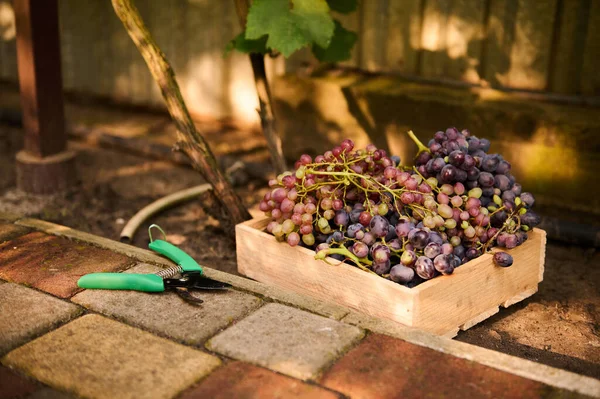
left=236, top=218, right=546, bottom=337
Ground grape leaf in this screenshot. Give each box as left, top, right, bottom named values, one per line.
left=326, top=0, right=358, bottom=14
left=312, top=20, right=357, bottom=62
left=245, top=0, right=335, bottom=57
left=292, top=0, right=335, bottom=49
left=225, top=32, right=268, bottom=56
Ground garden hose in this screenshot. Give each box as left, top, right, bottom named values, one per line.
left=120, top=184, right=212, bottom=243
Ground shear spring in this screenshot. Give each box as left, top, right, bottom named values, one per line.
left=156, top=265, right=183, bottom=278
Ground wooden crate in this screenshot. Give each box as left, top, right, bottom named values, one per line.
left=236, top=218, right=546, bottom=337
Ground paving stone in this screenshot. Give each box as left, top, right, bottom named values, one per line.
left=0, top=223, right=30, bottom=243
left=0, top=365, right=39, bottom=398
left=71, top=264, right=263, bottom=345
left=2, top=314, right=222, bottom=399
left=0, top=283, right=82, bottom=355
left=206, top=303, right=364, bottom=380
left=180, top=361, right=343, bottom=399
left=319, top=333, right=586, bottom=399
left=0, top=232, right=134, bottom=298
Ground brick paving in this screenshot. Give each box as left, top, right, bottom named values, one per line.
left=180, top=361, right=343, bottom=399
left=0, top=232, right=134, bottom=298
left=0, top=222, right=30, bottom=243
left=0, top=218, right=598, bottom=399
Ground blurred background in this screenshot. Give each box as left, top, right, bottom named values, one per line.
left=2, top=0, right=598, bottom=226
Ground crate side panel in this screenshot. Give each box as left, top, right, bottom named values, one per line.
left=236, top=223, right=416, bottom=325
left=413, top=229, right=544, bottom=335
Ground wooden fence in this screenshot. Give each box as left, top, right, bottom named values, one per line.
left=0, top=0, right=598, bottom=121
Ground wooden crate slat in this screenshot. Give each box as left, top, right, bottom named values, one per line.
left=236, top=217, right=546, bottom=337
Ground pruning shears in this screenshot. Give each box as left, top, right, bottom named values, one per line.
left=77, top=225, right=230, bottom=303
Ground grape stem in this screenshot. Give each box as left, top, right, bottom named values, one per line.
left=407, top=130, right=430, bottom=155
left=315, top=247, right=376, bottom=275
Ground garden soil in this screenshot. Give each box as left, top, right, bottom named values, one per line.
left=1, top=124, right=598, bottom=380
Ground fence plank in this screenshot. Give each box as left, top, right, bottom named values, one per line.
left=334, top=9, right=360, bottom=68
left=420, top=0, right=452, bottom=78
left=360, top=0, right=389, bottom=71
left=581, top=0, right=600, bottom=96
left=506, top=0, right=558, bottom=90
left=445, top=0, right=486, bottom=83
left=482, top=0, right=518, bottom=88
left=128, top=0, right=152, bottom=104
left=385, top=0, right=422, bottom=74
left=549, top=0, right=590, bottom=94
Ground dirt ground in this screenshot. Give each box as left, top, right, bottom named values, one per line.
left=1, top=124, right=598, bottom=380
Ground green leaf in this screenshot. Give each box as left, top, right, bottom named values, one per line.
left=312, top=20, right=357, bottom=62
left=244, top=0, right=335, bottom=58
left=291, top=0, right=335, bottom=49
left=326, top=0, right=358, bottom=14
left=246, top=0, right=309, bottom=57
left=225, top=32, right=268, bottom=56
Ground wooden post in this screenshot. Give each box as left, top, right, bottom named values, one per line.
left=14, top=0, right=76, bottom=194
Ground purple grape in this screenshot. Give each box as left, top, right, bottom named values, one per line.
left=504, top=234, right=518, bottom=249
left=385, top=224, right=397, bottom=241
left=481, top=154, right=499, bottom=172
left=465, top=247, right=481, bottom=260
left=410, top=229, right=430, bottom=249
left=395, top=219, right=413, bottom=238
left=520, top=192, right=535, bottom=208
left=496, top=160, right=511, bottom=174
left=520, top=210, right=541, bottom=227
left=511, top=183, right=522, bottom=196
left=501, top=190, right=516, bottom=204
left=388, top=238, right=402, bottom=251
left=351, top=242, right=369, bottom=258
left=415, top=256, right=436, bottom=279
left=347, top=223, right=364, bottom=238
left=461, top=155, right=476, bottom=171
left=362, top=232, right=376, bottom=246
left=493, top=251, right=513, bottom=267
left=431, top=157, right=446, bottom=173
left=433, top=254, right=455, bottom=275
left=494, top=175, right=511, bottom=191
left=448, top=150, right=465, bottom=166
left=372, top=260, right=391, bottom=275
left=440, top=165, right=458, bottom=183
left=370, top=215, right=390, bottom=238
left=446, top=127, right=460, bottom=140
left=334, top=210, right=350, bottom=227
left=370, top=244, right=391, bottom=263
left=390, top=264, right=415, bottom=283
left=452, top=245, right=465, bottom=259
left=401, top=250, right=417, bottom=267
left=480, top=138, right=491, bottom=152
left=428, top=232, right=444, bottom=246
left=478, top=172, right=495, bottom=188
left=424, top=242, right=442, bottom=259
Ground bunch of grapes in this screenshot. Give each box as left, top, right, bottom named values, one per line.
left=258, top=129, right=540, bottom=287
